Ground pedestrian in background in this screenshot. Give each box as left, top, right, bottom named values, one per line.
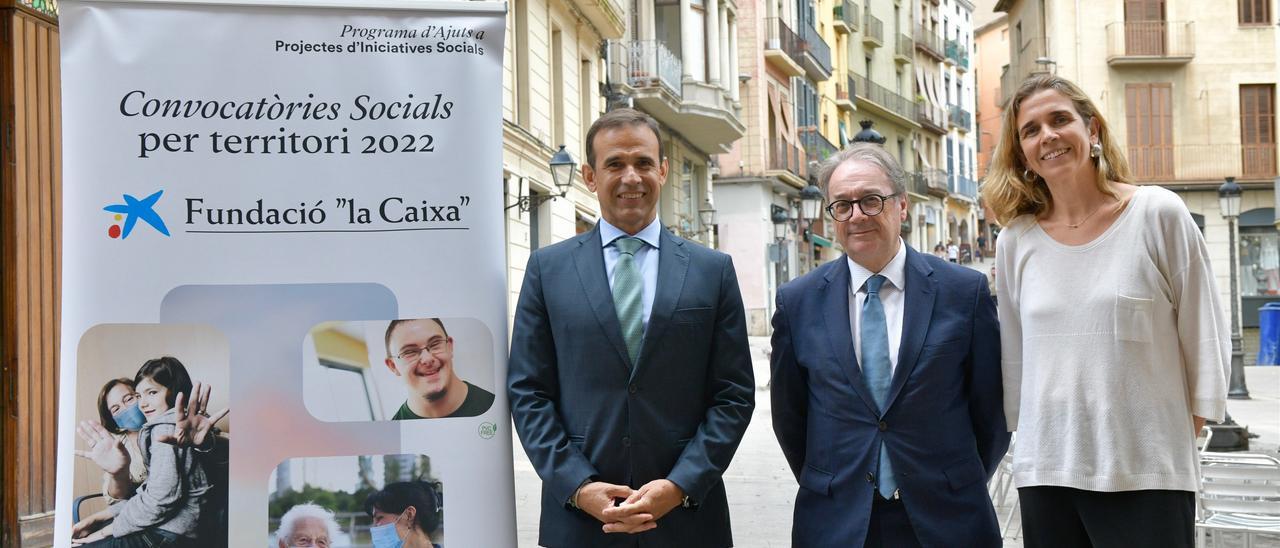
left=987, top=265, right=997, bottom=307
left=984, top=74, right=1230, bottom=547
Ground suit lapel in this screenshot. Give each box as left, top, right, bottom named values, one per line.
left=573, top=224, right=633, bottom=371
left=634, top=227, right=689, bottom=378
left=821, top=259, right=879, bottom=415
left=887, top=247, right=936, bottom=410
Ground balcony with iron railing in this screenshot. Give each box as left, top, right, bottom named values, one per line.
left=799, top=23, right=834, bottom=80
left=863, top=9, right=884, bottom=47
left=765, top=17, right=806, bottom=77
left=950, top=175, right=979, bottom=201
left=949, top=105, right=972, bottom=132
left=767, top=137, right=808, bottom=186
left=895, top=34, right=912, bottom=64
left=833, top=0, right=859, bottom=34
left=1127, top=144, right=1278, bottom=183
left=917, top=102, right=947, bottom=135
left=1105, top=21, right=1194, bottom=66
left=955, top=46, right=970, bottom=71
left=907, top=169, right=930, bottom=196
left=836, top=76, right=855, bottom=111
left=627, top=40, right=683, bottom=99
left=851, top=73, right=915, bottom=124
left=616, top=39, right=745, bottom=154
left=944, top=38, right=961, bottom=65
left=800, top=127, right=839, bottom=166
left=915, top=25, right=943, bottom=60
left=914, top=169, right=949, bottom=196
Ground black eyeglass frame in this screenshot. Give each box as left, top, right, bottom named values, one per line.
left=824, top=192, right=903, bottom=221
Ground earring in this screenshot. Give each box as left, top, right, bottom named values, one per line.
left=1090, top=142, right=1102, bottom=158
left=1023, top=168, right=1036, bottom=182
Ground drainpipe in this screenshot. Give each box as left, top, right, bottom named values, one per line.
left=1074, top=0, right=1081, bottom=81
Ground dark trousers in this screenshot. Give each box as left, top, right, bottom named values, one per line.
left=864, top=494, right=921, bottom=548
left=83, top=529, right=195, bottom=548
left=1019, top=486, right=1194, bottom=548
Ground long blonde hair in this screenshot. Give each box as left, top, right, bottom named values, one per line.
left=982, top=75, right=1131, bottom=225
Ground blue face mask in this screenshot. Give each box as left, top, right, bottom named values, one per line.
left=112, top=402, right=146, bottom=432
left=368, top=513, right=405, bottom=548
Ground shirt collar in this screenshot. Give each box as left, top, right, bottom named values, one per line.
left=600, top=217, right=662, bottom=250
left=847, top=238, right=908, bottom=294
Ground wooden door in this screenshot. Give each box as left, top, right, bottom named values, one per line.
left=1126, top=83, right=1174, bottom=180
left=1, top=4, right=62, bottom=546
left=1240, top=84, right=1277, bottom=178
left=1124, top=0, right=1166, bottom=56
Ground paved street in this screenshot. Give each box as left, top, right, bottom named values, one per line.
left=511, top=257, right=1280, bottom=547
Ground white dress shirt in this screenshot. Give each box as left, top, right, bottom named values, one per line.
left=600, top=217, right=661, bottom=331
left=849, top=240, right=908, bottom=374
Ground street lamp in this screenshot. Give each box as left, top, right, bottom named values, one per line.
left=800, top=171, right=824, bottom=273
left=1219, top=177, right=1251, bottom=399
left=506, top=145, right=577, bottom=212
left=698, top=201, right=717, bottom=230
left=771, top=204, right=791, bottom=287
left=772, top=204, right=791, bottom=240
left=1034, top=56, right=1057, bottom=75
left=852, top=120, right=887, bottom=145
left=692, top=200, right=718, bottom=246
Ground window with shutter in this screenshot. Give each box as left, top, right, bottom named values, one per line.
left=1239, top=0, right=1272, bottom=25
left=1240, top=84, right=1277, bottom=178
left=1125, top=83, right=1174, bottom=180
left=1124, top=0, right=1166, bottom=56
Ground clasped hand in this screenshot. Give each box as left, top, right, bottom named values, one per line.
left=577, top=479, right=685, bottom=534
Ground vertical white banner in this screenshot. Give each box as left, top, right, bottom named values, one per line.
left=56, top=1, right=512, bottom=546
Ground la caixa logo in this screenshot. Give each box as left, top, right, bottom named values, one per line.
left=103, top=190, right=170, bottom=239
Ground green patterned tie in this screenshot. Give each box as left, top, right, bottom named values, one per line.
left=612, top=237, right=645, bottom=364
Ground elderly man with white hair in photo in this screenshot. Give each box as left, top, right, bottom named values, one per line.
left=275, top=503, right=341, bottom=548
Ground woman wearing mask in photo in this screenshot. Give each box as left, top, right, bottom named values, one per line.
left=365, top=480, right=443, bottom=548
left=76, top=379, right=149, bottom=502
left=72, top=357, right=226, bottom=547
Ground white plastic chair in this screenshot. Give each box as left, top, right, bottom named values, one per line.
left=987, top=440, right=1021, bottom=540
left=1196, top=452, right=1280, bottom=548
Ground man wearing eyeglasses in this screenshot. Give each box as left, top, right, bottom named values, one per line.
left=385, top=318, right=495, bottom=419
left=770, top=143, right=1009, bottom=547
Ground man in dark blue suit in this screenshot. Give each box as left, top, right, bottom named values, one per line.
left=771, top=143, right=1009, bottom=547
left=509, top=109, right=754, bottom=547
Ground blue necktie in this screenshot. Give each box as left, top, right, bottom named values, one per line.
left=862, top=274, right=896, bottom=498
left=612, top=237, right=645, bottom=365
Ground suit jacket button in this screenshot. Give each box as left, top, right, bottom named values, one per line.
left=623, top=436, right=631, bottom=447
left=878, top=421, right=888, bottom=432
left=866, top=473, right=874, bottom=483
left=629, top=384, right=638, bottom=394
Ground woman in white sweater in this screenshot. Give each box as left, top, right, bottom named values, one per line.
left=983, top=75, right=1230, bottom=546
